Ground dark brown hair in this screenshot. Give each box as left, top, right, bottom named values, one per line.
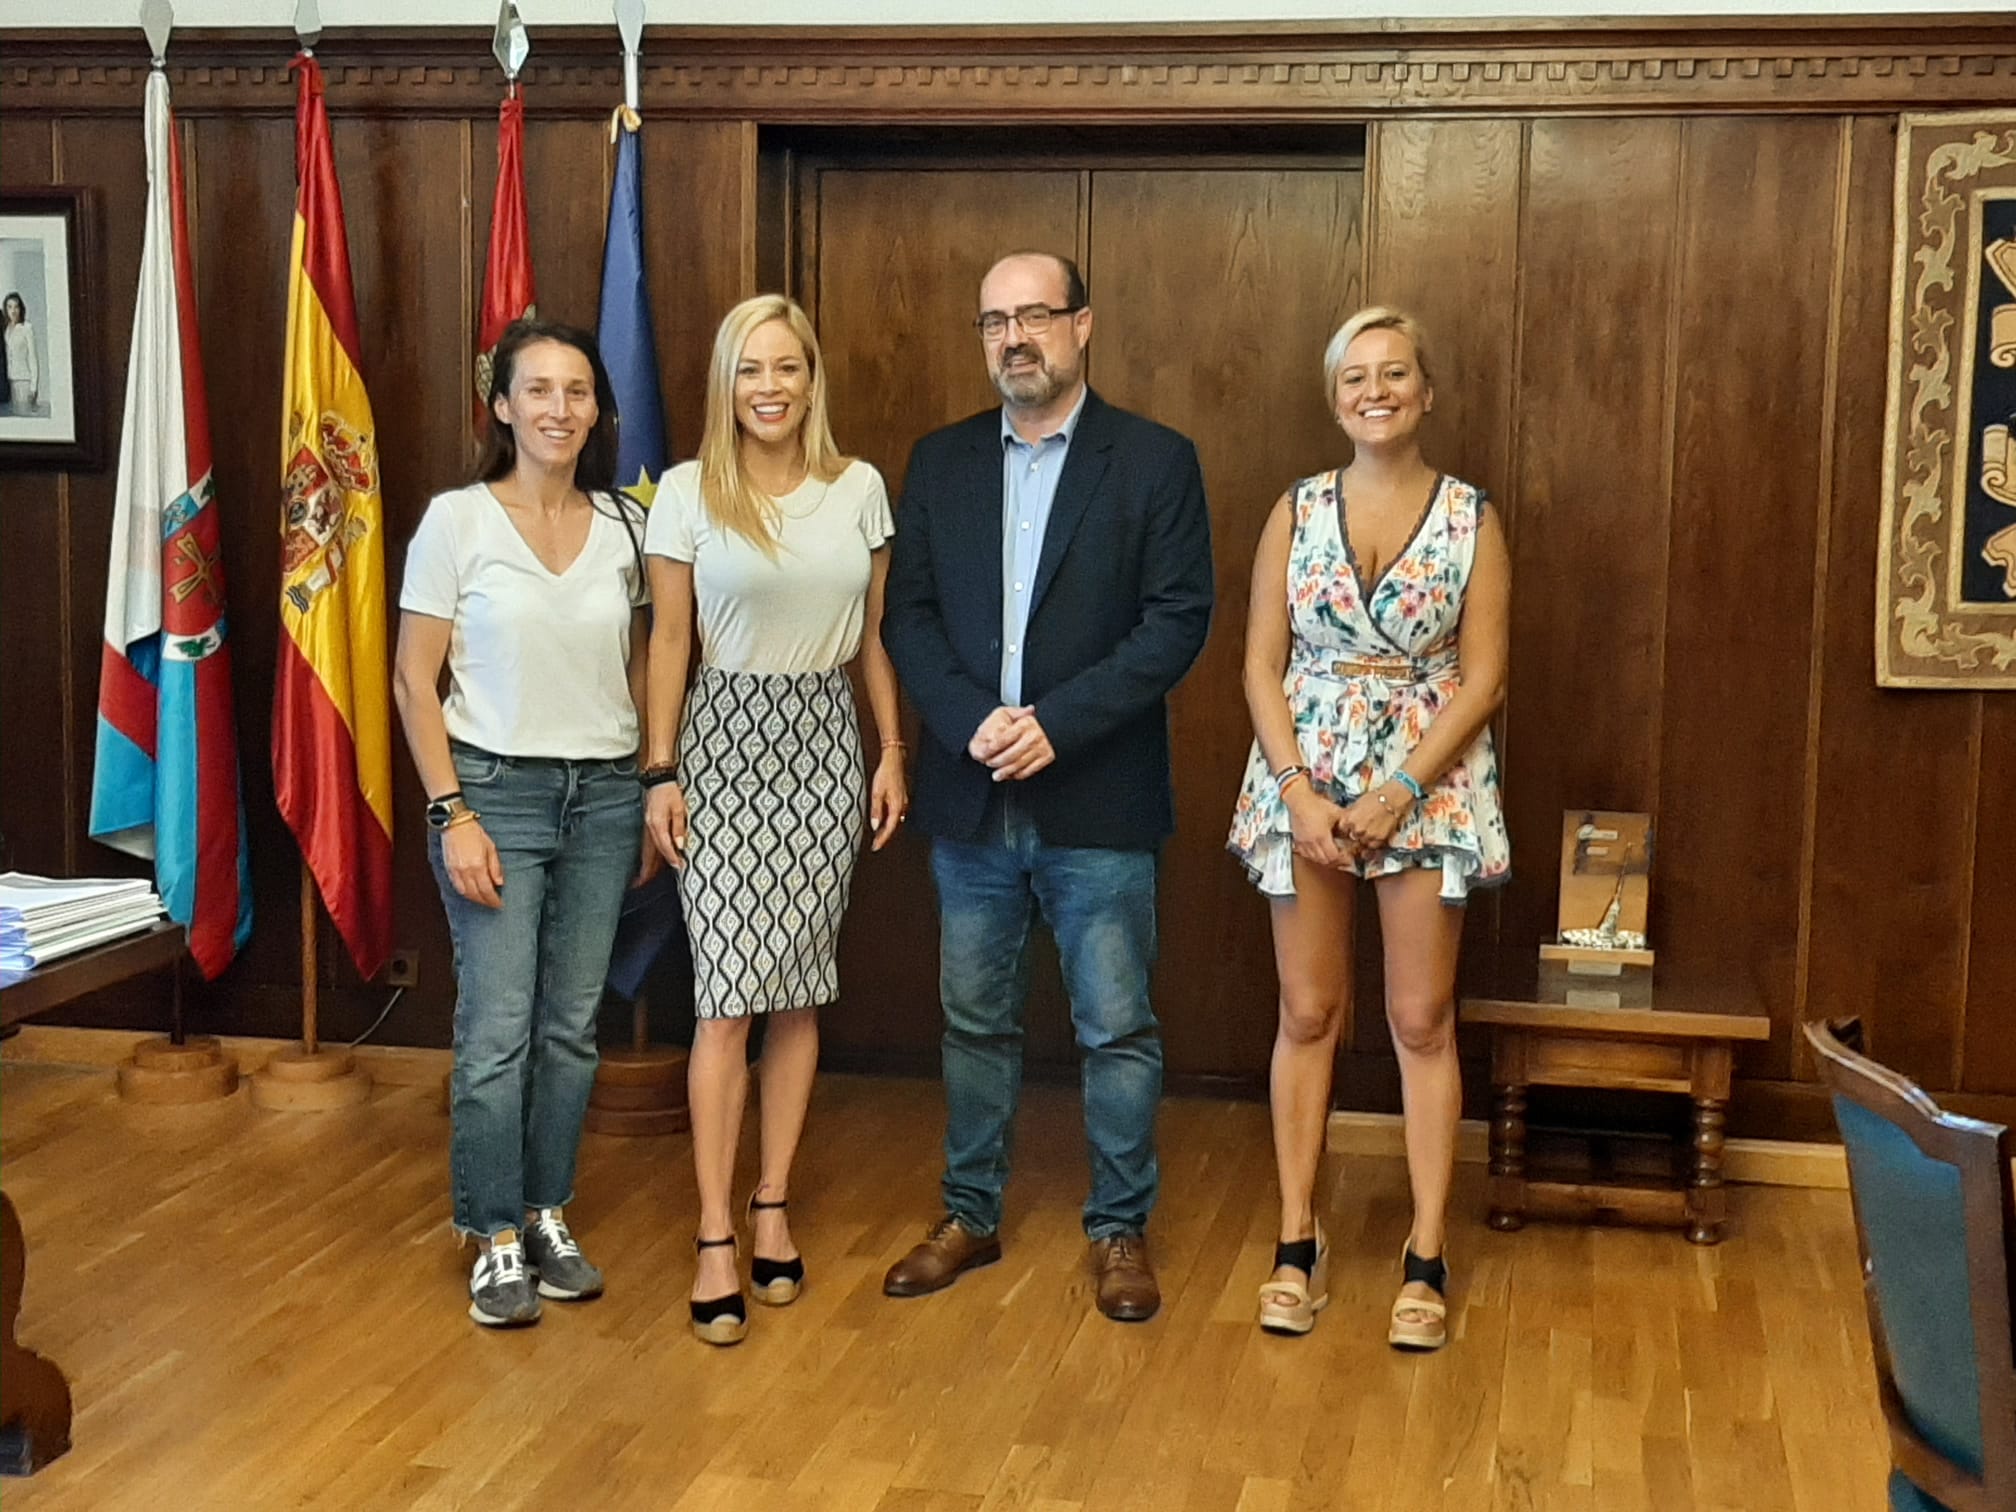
left=474, top=319, right=620, bottom=494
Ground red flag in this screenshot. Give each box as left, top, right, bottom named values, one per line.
left=274, top=53, right=395, bottom=980
left=476, top=91, right=536, bottom=418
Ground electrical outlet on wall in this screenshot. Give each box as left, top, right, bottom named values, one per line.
left=386, top=949, right=420, bottom=988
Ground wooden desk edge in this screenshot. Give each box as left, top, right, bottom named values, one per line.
left=1460, top=997, right=1773, bottom=1041
left=0, top=923, right=184, bottom=1028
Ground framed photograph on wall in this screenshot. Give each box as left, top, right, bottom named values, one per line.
left=0, top=187, right=103, bottom=472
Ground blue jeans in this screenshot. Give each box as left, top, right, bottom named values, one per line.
left=429, top=744, right=642, bottom=1238
left=931, top=795, right=1162, bottom=1241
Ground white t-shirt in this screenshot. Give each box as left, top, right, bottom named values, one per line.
left=643, top=458, right=893, bottom=675
left=399, top=482, right=648, bottom=759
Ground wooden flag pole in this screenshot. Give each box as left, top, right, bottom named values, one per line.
left=299, top=862, right=318, bottom=1056
left=115, top=928, right=242, bottom=1105
left=584, top=994, right=689, bottom=1137
left=105, top=5, right=237, bottom=1109
left=169, top=950, right=185, bottom=1047
left=248, top=860, right=371, bottom=1111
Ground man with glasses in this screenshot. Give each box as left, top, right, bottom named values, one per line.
left=882, top=250, right=1214, bottom=1322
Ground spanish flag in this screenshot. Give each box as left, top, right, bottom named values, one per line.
left=273, top=53, right=393, bottom=980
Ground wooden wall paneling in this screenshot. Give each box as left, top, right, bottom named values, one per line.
left=0, top=120, right=56, bottom=187
left=1963, top=697, right=2016, bottom=1093
left=788, top=150, right=820, bottom=324
left=1364, top=119, right=1523, bottom=500
left=808, top=166, right=1082, bottom=492
left=809, top=165, right=1081, bottom=1071
left=1657, top=116, right=1843, bottom=1082
left=5, top=22, right=2013, bottom=1134
left=1804, top=116, right=1982, bottom=1094
left=1090, top=166, right=1364, bottom=1081
left=324, top=118, right=469, bottom=1038
left=0, top=120, right=64, bottom=880
left=54, top=118, right=153, bottom=881
left=1497, top=119, right=1682, bottom=965
left=1361, top=116, right=1523, bottom=1041
left=514, top=116, right=609, bottom=372
left=28, top=117, right=171, bottom=1028
left=754, top=136, right=793, bottom=301
left=186, top=114, right=310, bottom=1010
left=644, top=121, right=758, bottom=460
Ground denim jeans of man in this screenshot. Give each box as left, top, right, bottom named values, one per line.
left=931, top=794, right=1162, bottom=1241
left=430, top=744, right=643, bottom=1239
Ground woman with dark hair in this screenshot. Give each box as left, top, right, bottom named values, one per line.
left=393, top=319, right=655, bottom=1328
left=3, top=293, right=37, bottom=414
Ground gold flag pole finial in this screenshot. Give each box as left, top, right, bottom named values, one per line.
left=616, top=0, right=644, bottom=113
left=493, top=0, right=530, bottom=93
left=140, top=0, right=173, bottom=68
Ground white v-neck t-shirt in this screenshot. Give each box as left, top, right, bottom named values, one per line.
left=644, top=458, right=893, bottom=675
left=400, top=482, right=648, bottom=759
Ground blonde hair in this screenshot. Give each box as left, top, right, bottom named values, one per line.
left=697, top=295, right=847, bottom=556
left=1322, top=305, right=1434, bottom=403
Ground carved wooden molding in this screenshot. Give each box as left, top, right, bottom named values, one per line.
left=5, top=20, right=2015, bottom=118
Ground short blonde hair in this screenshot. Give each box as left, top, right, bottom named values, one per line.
left=697, top=295, right=848, bottom=558
left=1322, top=306, right=1434, bottom=403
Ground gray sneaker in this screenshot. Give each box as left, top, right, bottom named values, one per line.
left=469, top=1230, right=542, bottom=1327
left=526, top=1208, right=605, bottom=1301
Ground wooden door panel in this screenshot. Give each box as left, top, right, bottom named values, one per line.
left=810, top=158, right=1365, bottom=1084
left=811, top=167, right=1082, bottom=1071
left=1089, top=167, right=1363, bottom=1080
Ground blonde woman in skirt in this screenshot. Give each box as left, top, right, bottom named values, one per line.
left=642, top=295, right=906, bottom=1345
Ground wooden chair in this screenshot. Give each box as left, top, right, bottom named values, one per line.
left=1804, top=1019, right=2016, bottom=1512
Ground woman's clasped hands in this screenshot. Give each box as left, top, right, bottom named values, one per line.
left=1284, top=780, right=1414, bottom=870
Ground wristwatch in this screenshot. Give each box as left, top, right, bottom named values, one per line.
left=425, top=792, right=472, bottom=830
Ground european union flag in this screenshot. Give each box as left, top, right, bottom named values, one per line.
left=597, top=106, right=683, bottom=1011
left=598, top=108, right=668, bottom=498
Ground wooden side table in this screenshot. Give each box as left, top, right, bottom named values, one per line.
left=1462, top=963, right=1772, bottom=1245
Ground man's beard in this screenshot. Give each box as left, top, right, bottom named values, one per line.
left=993, top=344, right=1076, bottom=407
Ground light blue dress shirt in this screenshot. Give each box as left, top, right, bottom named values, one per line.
left=999, top=386, right=1088, bottom=705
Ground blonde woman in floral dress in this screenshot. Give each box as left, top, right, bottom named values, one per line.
left=1228, top=306, right=1510, bottom=1350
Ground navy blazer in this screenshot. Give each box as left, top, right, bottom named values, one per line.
left=884, top=389, right=1214, bottom=850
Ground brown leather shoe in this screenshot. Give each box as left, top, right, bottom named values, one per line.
left=882, top=1217, right=1002, bottom=1297
left=1091, top=1234, right=1160, bottom=1322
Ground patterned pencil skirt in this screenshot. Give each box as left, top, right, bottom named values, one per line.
left=675, top=664, right=866, bottom=1019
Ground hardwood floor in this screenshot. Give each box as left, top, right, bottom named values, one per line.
left=0, top=1062, right=1887, bottom=1511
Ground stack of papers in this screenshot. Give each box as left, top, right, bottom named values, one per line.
left=0, top=873, right=169, bottom=985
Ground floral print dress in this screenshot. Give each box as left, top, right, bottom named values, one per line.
left=1227, top=469, right=1510, bottom=900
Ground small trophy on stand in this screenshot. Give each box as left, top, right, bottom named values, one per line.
left=1539, top=810, right=1655, bottom=975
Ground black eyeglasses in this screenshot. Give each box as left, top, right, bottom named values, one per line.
left=974, top=303, right=1082, bottom=340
